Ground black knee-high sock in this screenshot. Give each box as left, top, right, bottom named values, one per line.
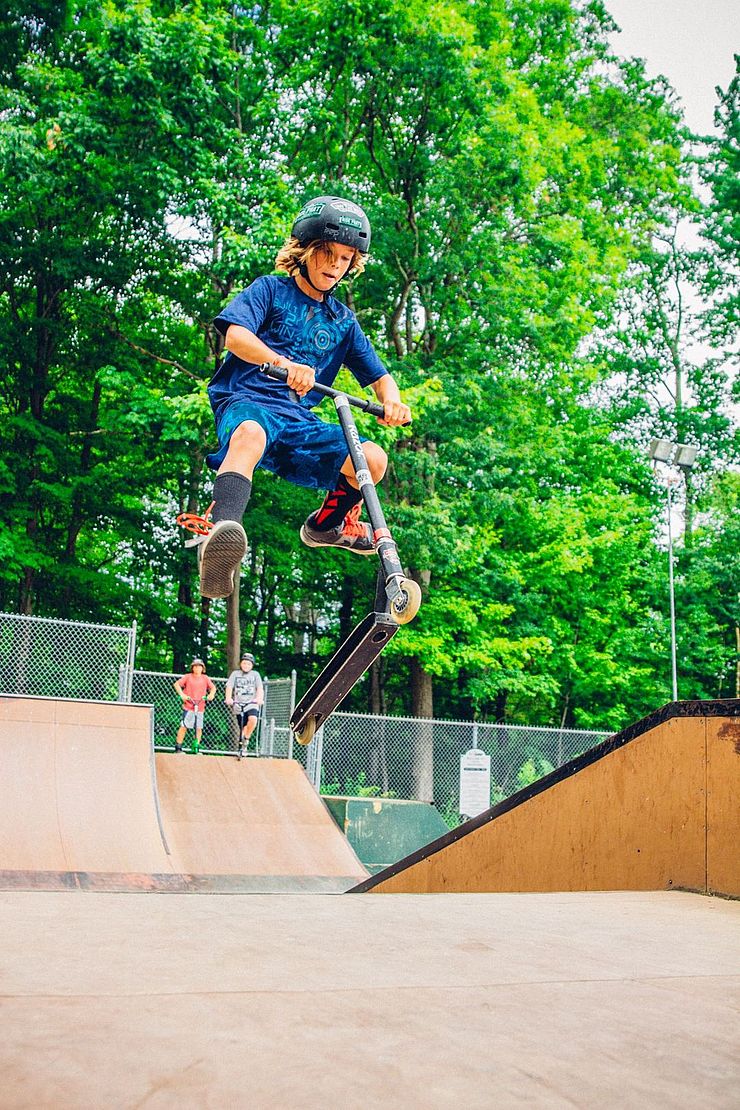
left=211, top=472, right=252, bottom=524
left=313, top=474, right=362, bottom=530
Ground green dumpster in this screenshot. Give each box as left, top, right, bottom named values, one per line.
left=322, top=795, right=449, bottom=874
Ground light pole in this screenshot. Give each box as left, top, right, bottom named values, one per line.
left=648, top=438, right=698, bottom=702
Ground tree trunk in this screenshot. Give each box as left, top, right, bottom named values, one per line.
left=226, top=574, right=241, bottom=674
left=407, top=568, right=433, bottom=800
left=173, top=455, right=206, bottom=670
left=200, top=598, right=211, bottom=665
left=338, top=574, right=355, bottom=645
left=367, top=657, right=389, bottom=794
left=225, top=579, right=242, bottom=753
left=368, top=658, right=386, bottom=714
left=683, top=470, right=694, bottom=546
left=410, top=656, right=434, bottom=801
left=19, top=272, right=59, bottom=613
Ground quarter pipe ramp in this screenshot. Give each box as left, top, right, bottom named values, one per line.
left=0, top=695, right=172, bottom=877
left=353, top=700, right=740, bottom=897
left=156, top=752, right=367, bottom=891
left=0, top=695, right=365, bottom=892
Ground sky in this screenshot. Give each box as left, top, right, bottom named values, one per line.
left=605, top=0, right=739, bottom=135
left=603, top=3, right=739, bottom=496
left=606, top=2, right=738, bottom=376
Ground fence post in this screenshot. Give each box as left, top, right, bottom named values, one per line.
left=288, top=670, right=297, bottom=760
left=121, top=620, right=137, bottom=703
left=258, top=678, right=269, bottom=752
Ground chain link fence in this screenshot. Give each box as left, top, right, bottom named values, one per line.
left=0, top=610, right=611, bottom=828
left=315, top=712, right=611, bottom=828
left=0, top=610, right=136, bottom=702
left=131, top=668, right=296, bottom=756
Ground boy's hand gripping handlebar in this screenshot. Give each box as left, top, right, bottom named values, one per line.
left=258, top=363, right=410, bottom=424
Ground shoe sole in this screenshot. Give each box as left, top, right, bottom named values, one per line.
left=299, top=525, right=376, bottom=557
left=199, top=521, right=248, bottom=598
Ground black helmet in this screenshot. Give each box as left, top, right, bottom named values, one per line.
left=240, top=653, right=255, bottom=664
left=291, top=196, right=371, bottom=254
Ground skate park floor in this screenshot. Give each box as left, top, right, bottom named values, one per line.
left=1, top=889, right=738, bottom=1108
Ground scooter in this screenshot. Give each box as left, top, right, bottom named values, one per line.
left=259, top=364, right=422, bottom=745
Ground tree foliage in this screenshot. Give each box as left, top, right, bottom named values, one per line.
left=0, top=1, right=736, bottom=731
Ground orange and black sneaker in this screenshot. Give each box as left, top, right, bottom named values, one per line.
left=299, top=502, right=375, bottom=556
left=176, top=501, right=247, bottom=599
left=198, top=519, right=248, bottom=598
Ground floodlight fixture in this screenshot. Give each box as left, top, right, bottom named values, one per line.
left=648, top=438, right=674, bottom=463
left=673, top=443, right=698, bottom=470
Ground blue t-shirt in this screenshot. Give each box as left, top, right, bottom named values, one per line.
left=209, top=275, right=388, bottom=423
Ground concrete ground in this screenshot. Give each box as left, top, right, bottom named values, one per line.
left=0, top=890, right=738, bottom=1109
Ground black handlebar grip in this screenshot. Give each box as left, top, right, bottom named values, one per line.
left=261, top=363, right=289, bottom=383
left=259, top=362, right=410, bottom=424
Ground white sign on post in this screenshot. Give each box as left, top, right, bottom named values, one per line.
left=459, top=747, right=491, bottom=819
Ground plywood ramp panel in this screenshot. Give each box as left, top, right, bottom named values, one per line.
left=0, top=696, right=173, bottom=875
left=707, top=717, right=740, bottom=897
left=365, top=716, right=713, bottom=894
left=156, top=755, right=367, bottom=881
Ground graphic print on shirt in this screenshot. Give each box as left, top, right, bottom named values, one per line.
left=230, top=670, right=262, bottom=707
left=269, top=299, right=350, bottom=370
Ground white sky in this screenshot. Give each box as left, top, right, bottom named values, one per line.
left=605, top=0, right=739, bottom=134
left=603, top=4, right=739, bottom=491
left=606, top=2, right=738, bottom=385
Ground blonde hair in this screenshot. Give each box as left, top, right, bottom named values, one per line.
left=274, top=236, right=367, bottom=278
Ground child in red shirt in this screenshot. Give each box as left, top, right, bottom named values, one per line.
left=173, top=658, right=215, bottom=753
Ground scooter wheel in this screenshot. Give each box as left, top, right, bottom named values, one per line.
left=390, top=578, right=422, bottom=625
left=293, top=716, right=317, bottom=746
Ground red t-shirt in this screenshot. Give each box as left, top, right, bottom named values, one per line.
left=176, top=673, right=215, bottom=712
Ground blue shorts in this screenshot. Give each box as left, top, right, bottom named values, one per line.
left=207, top=401, right=364, bottom=492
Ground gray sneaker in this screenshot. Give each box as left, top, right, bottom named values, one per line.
left=198, top=519, right=248, bottom=598
left=300, top=503, right=375, bottom=556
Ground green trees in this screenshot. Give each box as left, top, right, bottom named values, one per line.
left=702, top=58, right=740, bottom=352
left=0, top=2, right=237, bottom=618
left=1, top=1, right=736, bottom=729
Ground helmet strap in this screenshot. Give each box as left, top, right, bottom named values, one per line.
left=298, top=261, right=327, bottom=296
left=297, top=261, right=342, bottom=310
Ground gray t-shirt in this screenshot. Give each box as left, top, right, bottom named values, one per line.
left=227, top=669, right=263, bottom=709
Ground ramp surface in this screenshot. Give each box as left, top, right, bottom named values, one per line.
left=0, top=695, right=172, bottom=876
left=1, top=890, right=738, bottom=1108
left=354, top=700, right=740, bottom=896
left=155, top=754, right=366, bottom=891
left=0, top=695, right=365, bottom=892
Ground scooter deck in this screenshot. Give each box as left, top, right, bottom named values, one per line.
left=290, top=610, right=399, bottom=738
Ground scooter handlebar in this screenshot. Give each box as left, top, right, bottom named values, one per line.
left=258, top=362, right=405, bottom=423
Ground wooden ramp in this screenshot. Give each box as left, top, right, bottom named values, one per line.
left=0, top=695, right=365, bottom=892
left=353, top=700, right=740, bottom=896
left=0, top=695, right=172, bottom=878
left=155, top=754, right=367, bottom=892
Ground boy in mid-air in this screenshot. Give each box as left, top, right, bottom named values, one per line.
left=196, top=195, right=411, bottom=599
